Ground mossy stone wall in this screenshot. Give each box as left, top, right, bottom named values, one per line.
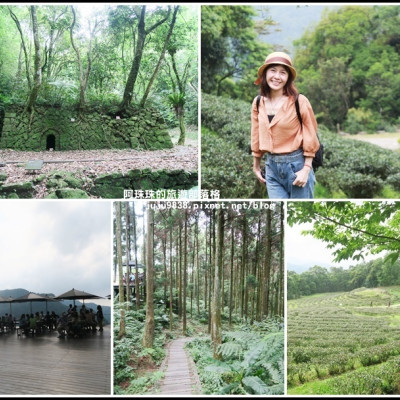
left=0, top=106, right=172, bottom=151
left=0, top=169, right=198, bottom=199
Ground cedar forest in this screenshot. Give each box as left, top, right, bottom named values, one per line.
left=113, top=201, right=284, bottom=395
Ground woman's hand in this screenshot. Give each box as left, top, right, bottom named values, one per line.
left=293, top=166, right=311, bottom=187
left=253, top=167, right=266, bottom=184
left=253, top=156, right=266, bottom=184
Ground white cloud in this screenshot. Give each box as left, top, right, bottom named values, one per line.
left=0, top=201, right=111, bottom=297
left=286, top=222, right=353, bottom=272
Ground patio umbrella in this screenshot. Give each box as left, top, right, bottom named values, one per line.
left=0, top=296, right=13, bottom=314
left=12, top=292, right=57, bottom=314
left=54, top=288, right=103, bottom=306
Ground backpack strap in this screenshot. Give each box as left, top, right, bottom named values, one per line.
left=295, top=93, right=303, bottom=127
left=256, top=95, right=261, bottom=113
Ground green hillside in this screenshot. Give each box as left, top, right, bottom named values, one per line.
left=288, top=287, right=400, bottom=395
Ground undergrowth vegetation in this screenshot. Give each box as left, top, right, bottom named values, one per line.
left=114, top=297, right=285, bottom=395
left=113, top=301, right=172, bottom=395
left=186, top=318, right=284, bottom=395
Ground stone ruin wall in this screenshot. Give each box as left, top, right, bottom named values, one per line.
left=0, top=106, right=173, bottom=151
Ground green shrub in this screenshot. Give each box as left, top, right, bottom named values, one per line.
left=386, top=173, right=400, bottom=191
left=202, top=93, right=400, bottom=199
left=344, top=108, right=380, bottom=134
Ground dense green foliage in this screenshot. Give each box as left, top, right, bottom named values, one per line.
left=186, top=319, right=284, bottom=395
left=288, top=201, right=400, bottom=263
left=201, top=93, right=400, bottom=198
left=0, top=5, right=198, bottom=127
left=201, top=5, right=271, bottom=100
left=202, top=5, right=400, bottom=132
left=288, top=287, right=400, bottom=394
left=295, top=5, right=400, bottom=131
left=288, top=258, right=400, bottom=299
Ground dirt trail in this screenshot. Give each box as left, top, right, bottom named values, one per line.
left=346, top=135, right=400, bottom=151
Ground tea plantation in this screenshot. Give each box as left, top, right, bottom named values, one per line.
left=201, top=93, right=400, bottom=199
left=287, top=287, right=400, bottom=394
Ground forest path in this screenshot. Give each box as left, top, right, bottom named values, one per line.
left=157, top=337, right=202, bottom=395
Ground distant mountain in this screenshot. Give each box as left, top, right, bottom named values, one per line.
left=0, top=288, right=29, bottom=299
left=254, top=4, right=329, bottom=55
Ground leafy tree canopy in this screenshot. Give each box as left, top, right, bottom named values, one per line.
left=287, top=201, right=400, bottom=264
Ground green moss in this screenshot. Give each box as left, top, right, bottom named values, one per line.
left=1, top=106, right=172, bottom=151
left=0, top=181, right=34, bottom=198
left=53, top=188, right=90, bottom=198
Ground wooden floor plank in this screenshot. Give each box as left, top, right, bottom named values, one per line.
left=158, top=337, right=201, bottom=396
left=0, top=326, right=111, bottom=395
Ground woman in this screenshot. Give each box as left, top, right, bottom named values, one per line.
left=96, top=305, right=104, bottom=332
left=251, top=51, right=320, bottom=198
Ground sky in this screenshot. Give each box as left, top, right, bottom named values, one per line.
left=0, top=201, right=112, bottom=304
left=286, top=221, right=380, bottom=273
left=286, top=222, right=344, bottom=272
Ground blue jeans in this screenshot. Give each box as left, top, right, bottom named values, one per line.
left=265, top=149, right=316, bottom=199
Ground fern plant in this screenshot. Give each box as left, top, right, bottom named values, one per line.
left=201, top=329, right=284, bottom=394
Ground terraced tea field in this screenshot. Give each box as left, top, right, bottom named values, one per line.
left=287, top=287, right=400, bottom=395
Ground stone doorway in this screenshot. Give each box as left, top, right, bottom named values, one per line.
left=46, top=134, right=56, bottom=150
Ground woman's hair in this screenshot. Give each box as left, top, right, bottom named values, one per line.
left=260, top=64, right=298, bottom=98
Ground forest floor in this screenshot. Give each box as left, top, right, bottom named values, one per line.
left=0, top=126, right=198, bottom=186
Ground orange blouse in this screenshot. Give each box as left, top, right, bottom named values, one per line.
left=251, top=94, right=319, bottom=158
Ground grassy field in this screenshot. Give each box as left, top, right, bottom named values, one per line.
left=287, top=287, right=400, bottom=395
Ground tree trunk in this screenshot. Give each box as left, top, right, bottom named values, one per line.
left=26, top=6, right=42, bottom=114
left=177, top=113, right=186, bottom=145
left=262, top=209, right=272, bottom=318
left=183, top=209, right=188, bottom=335
left=229, top=221, right=234, bottom=327
left=142, top=204, right=147, bottom=298
left=125, top=203, right=131, bottom=308
left=240, top=214, right=247, bottom=319
left=120, top=6, right=170, bottom=112
left=70, top=5, right=96, bottom=111
left=204, top=221, right=208, bottom=312
left=208, top=211, right=213, bottom=334
left=211, top=209, right=224, bottom=360
left=279, top=203, right=284, bottom=317
left=169, top=209, right=174, bottom=331
left=120, top=7, right=146, bottom=111
left=116, top=203, right=126, bottom=339
left=140, top=6, right=179, bottom=107
left=162, top=237, right=167, bottom=310
left=8, top=8, right=31, bottom=91
left=196, top=214, right=200, bottom=315
left=178, top=222, right=182, bottom=318
left=132, top=202, right=140, bottom=310
left=143, top=206, right=155, bottom=348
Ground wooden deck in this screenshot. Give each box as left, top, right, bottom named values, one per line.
left=0, top=326, right=111, bottom=395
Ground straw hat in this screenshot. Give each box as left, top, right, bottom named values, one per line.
left=254, top=52, right=297, bottom=85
